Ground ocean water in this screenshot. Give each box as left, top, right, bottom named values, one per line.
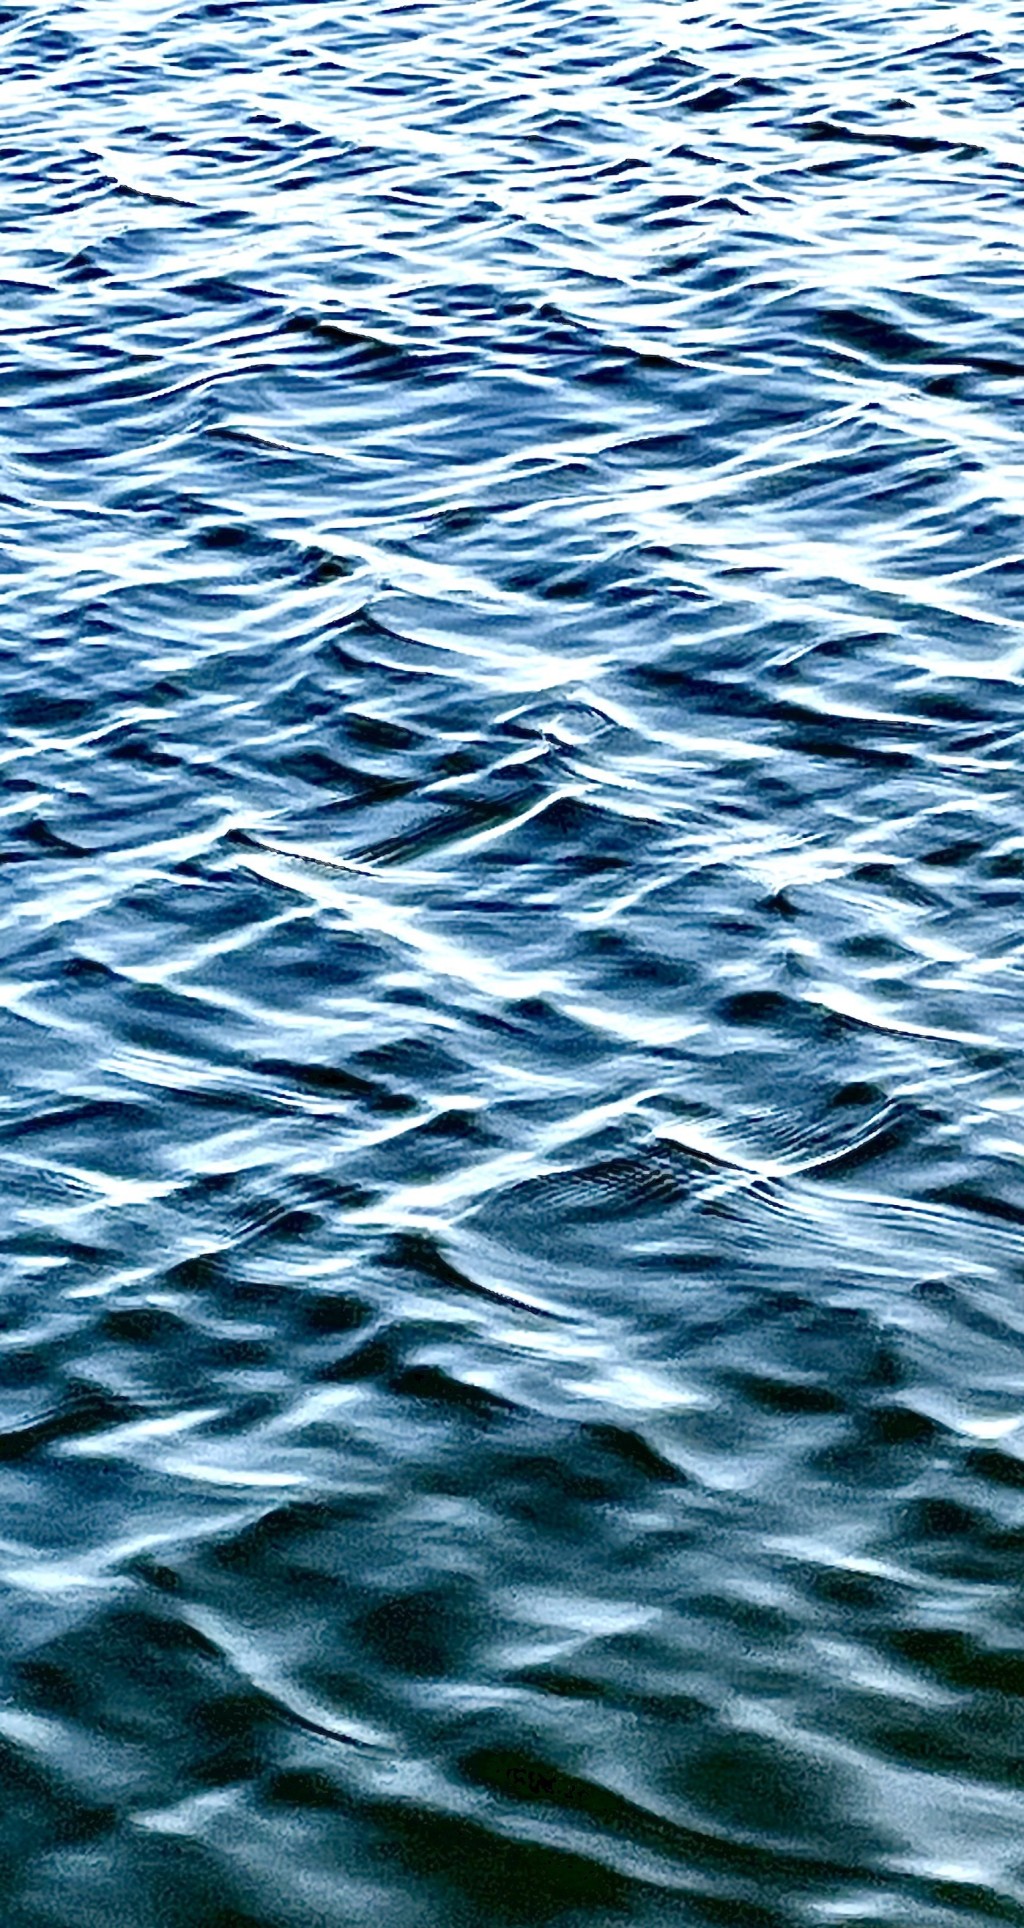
left=2, top=1, right=1024, bottom=1922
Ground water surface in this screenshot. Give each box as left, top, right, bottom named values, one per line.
left=2, top=1, right=1024, bottom=1923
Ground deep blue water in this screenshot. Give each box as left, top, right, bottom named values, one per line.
left=2, top=1, right=1024, bottom=1922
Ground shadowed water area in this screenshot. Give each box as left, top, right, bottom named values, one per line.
left=2, top=0, right=1024, bottom=1921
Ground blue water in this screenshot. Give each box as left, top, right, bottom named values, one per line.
left=3, top=1, right=1024, bottom=1922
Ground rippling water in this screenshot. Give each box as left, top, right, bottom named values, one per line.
left=3, top=0, right=1024, bottom=1921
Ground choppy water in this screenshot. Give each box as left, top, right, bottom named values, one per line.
left=2, top=0, right=1024, bottom=1921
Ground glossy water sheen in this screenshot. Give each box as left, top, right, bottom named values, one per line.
left=2, top=1, right=1024, bottom=1922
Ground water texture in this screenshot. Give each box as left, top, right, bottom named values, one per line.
left=2, top=0, right=1024, bottom=1921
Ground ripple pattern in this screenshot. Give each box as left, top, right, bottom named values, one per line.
left=2, top=0, right=1024, bottom=1923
